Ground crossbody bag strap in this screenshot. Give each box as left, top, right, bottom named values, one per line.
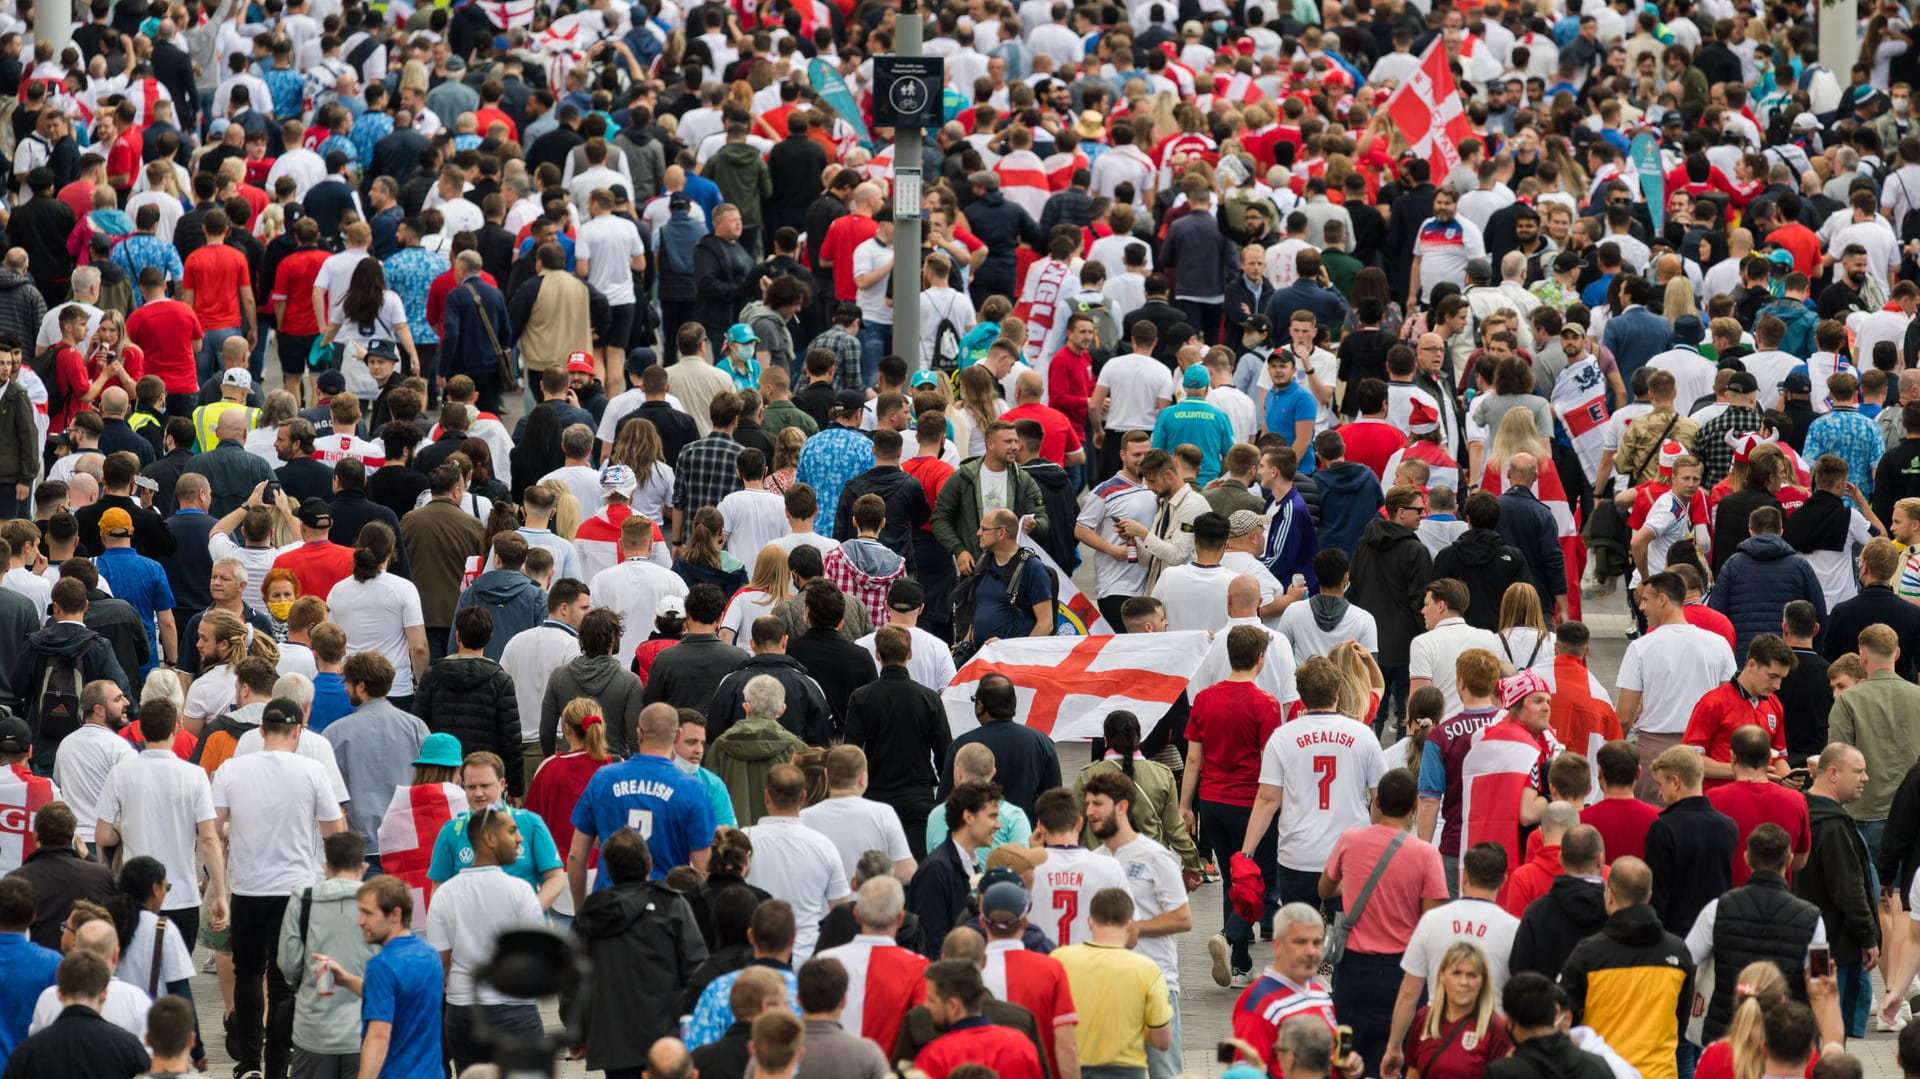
left=148, top=915, right=170, bottom=997
left=1344, top=830, right=1408, bottom=930
left=463, top=281, right=506, bottom=355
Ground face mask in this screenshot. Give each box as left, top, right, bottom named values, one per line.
left=1899, top=97, right=1912, bottom=115
left=673, top=753, right=698, bottom=773
left=1211, top=18, right=1229, bottom=32
left=267, top=600, right=293, bottom=621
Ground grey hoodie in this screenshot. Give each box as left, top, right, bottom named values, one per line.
left=276, top=876, right=376, bottom=1055
left=541, top=653, right=646, bottom=756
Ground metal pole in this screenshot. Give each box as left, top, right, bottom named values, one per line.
left=34, top=0, right=72, bottom=61
left=890, top=0, right=924, bottom=367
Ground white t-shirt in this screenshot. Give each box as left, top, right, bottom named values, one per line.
left=852, top=238, right=895, bottom=327
left=1222, top=550, right=1283, bottom=604
left=1030, top=844, right=1131, bottom=948
left=313, top=248, right=370, bottom=324
left=1096, top=352, right=1174, bottom=431
left=1402, top=897, right=1522, bottom=1003
left=768, top=531, right=841, bottom=559
left=575, top=214, right=647, bottom=305
left=1276, top=598, right=1379, bottom=661
left=798, top=796, right=914, bottom=879
left=92, top=748, right=215, bottom=910
left=52, top=724, right=135, bottom=843
left=1617, top=622, right=1737, bottom=734
left=116, top=908, right=196, bottom=995
left=424, top=865, right=545, bottom=1005
left=1407, top=619, right=1506, bottom=715
left=719, top=588, right=781, bottom=644
left=1099, top=834, right=1187, bottom=990
left=979, top=462, right=1011, bottom=514
left=325, top=572, right=426, bottom=697
left=855, top=625, right=958, bottom=692
left=743, top=816, right=853, bottom=962
left=183, top=664, right=239, bottom=725
left=211, top=749, right=344, bottom=895
left=31, top=980, right=150, bottom=1038
left=1188, top=617, right=1299, bottom=709
left=1152, top=561, right=1235, bottom=634
left=232, top=725, right=352, bottom=804
left=5, top=566, right=52, bottom=620
left=278, top=642, right=318, bottom=681
left=717, top=488, right=791, bottom=563
left=1073, top=473, right=1156, bottom=600
left=1742, top=351, right=1802, bottom=410
left=542, top=464, right=607, bottom=517
left=1258, top=712, right=1389, bottom=871
left=589, top=558, right=690, bottom=666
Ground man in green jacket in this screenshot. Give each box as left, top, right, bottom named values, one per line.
left=702, top=122, right=774, bottom=256
left=706, top=673, right=804, bottom=826
left=930, top=421, right=1048, bottom=572
left=0, top=339, right=38, bottom=518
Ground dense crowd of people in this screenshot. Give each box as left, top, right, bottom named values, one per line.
left=5, top=0, right=1920, bottom=1078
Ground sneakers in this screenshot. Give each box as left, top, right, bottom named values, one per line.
left=1877, top=995, right=1913, bottom=1032
left=1231, top=969, right=1254, bottom=988
left=1209, top=934, right=1232, bottom=987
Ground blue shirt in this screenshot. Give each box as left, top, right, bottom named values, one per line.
left=685, top=962, right=800, bottom=1047
left=384, top=247, right=449, bottom=345
left=515, top=234, right=576, bottom=272
left=795, top=426, right=875, bottom=528
left=262, top=68, right=304, bottom=119
left=972, top=550, right=1054, bottom=641
left=309, top=671, right=353, bottom=731
left=351, top=111, right=394, bottom=169
left=1803, top=405, right=1887, bottom=499
left=113, top=234, right=185, bottom=293
left=1264, top=381, right=1319, bottom=471
left=426, top=807, right=563, bottom=889
left=569, top=753, right=716, bottom=885
left=0, top=933, right=60, bottom=1070
left=360, top=933, right=444, bottom=1079
left=95, top=547, right=175, bottom=675
left=1150, top=398, right=1237, bottom=483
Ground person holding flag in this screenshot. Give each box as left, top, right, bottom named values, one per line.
left=373, top=733, right=468, bottom=921
left=1456, top=670, right=1559, bottom=888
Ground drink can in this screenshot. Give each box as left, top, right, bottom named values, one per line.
left=1291, top=574, right=1306, bottom=589
left=314, top=955, right=334, bottom=996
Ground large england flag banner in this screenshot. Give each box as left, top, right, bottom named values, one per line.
left=376, top=782, right=465, bottom=918
left=1384, top=41, right=1473, bottom=181
left=1553, top=356, right=1611, bottom=484
left=1015, top=528, right=1112, bottom=635
left=1458, top=722, right=1557, bottom=888
left=942, top=631, right=1213, bottom=742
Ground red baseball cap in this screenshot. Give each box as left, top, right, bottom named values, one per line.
left=566, top=351, right=596, bottom=374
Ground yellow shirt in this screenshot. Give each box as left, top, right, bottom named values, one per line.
left=1052, top=941, right=1172, bottom=1069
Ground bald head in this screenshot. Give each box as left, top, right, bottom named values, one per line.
left=1901, top=369, right=1920, bottom=402
left=215, top=409, right=249, bottom=440
left=73, top=919, right=119, bottom=963
left=942, top=926, right=986, bottom=966
left=1418, top=332, right=1444, bottom=354
left=1507, top=452, right=1538, bottom=485
left=99, top=387, right=129, bottom=419
left=1606, top=855, right=1653, bottom=906
left=1015, top=371, right=1044, bottom=402
left=646, top=1037, right=693, bottom=1079
left=982, top=507, right=1018, bottom=534
left=1727, top=227, right=1753, bottom=256
left=1540, top=800, right=1579, bottom=843
left=1227, top=574, right=1263, bottom=618
left=637, top=702, right=679, bottom=748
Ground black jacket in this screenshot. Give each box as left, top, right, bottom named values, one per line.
left=1334, top=330, right=1395, bottom=413
left=1511, top=874, right=1608, bottom=978
left=1561, top=903, right=1694, bottom=1063
left=845, top=667, right=952, bottom=801
left=834, top=465, right=931, bottom=573
left=277, top=456, right=336, bottom=506
left=1797, top=792, right=1880, bottom=964
left=707, top=653, right=833, bottom=746
left=936, top=721, right=1062, bottom=819
left=12, top=847, right=117, bottom=949
left=14, top=620, right=130, bottom=751
left=1, top=1004, right=149, bottom=1079
left=963, top=191, right=1044, bottom=280
left=157, top=510, right=216, bottom=615
left=786, top=628, right=877, bottom=735
left=1432, top=529, right=1529, bottom=630
left=816, top=902, right=932, bottom=956
left=1497, top=487, right=1566, bottom=602
left=905, top=838, right=975, bottom=958
left=766, top=134, right=827, bottom=212
left=81, top=591, right=150, bottom=690
left=74, top=493, right=175, bottom=559
left=1347, top=516, right=1435, bottom=666
left=416, top=655, right=525, bottom=795
left=1020, top=458, right=1080, bottom=574
left=1703, top=870, right=1821, bottom=1041
left=572, top=880, right=708, bottom=1073
left=1824, top=583, right=1920, bottom=681
left=327, top=490, right=411, bottom=578
left=690, top=1020, right=754, bottom=1079
left=1643, top=794, right=1737, bottom=935
left=692, top=234, right=752, bottom=338
left=1485, top=1032, right=1614, bottom=1079
left=644, top=633, right=749, bottom=714
left=615, top=400, right=700, bottom=467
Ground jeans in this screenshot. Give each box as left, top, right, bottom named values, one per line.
left=1199, top=799, right=1275, bottom=972
left=1860, top=818, right=1889, bottom=878
left=200, top=326, right=247, bottom=384
left=444, top=1001, right=546, bottom=1073
left=857, top=322, right=890, bottom=388
left=1677, top=1038, right=1701, bottom=1079
left=885, top=793, right=936, bottom=860
left=1275, top=864, right=1340, bottom=918
left=1331, top=951, right=1404, bottom=1077
left=1176, top=299, right=1224, bottom=345
left=0, top=485, right=26, bottom=520
left=1841, top=962, right=1871, bottom=1038
left=231, top=893, right=294, bottom=1079
left=1145, top=987, right=1182, bottom=1079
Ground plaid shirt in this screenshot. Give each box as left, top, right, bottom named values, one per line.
left=672, top=432, right=745, bottom=527
left=1693, top=405, right=1764, bottom=488
left=808, top=326, right=864, bottom=393
left=1804, top=406, right=1887, bottom=499
left=822, top=539, right=906, bottom=629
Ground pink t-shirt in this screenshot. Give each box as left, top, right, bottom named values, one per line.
left=1324, top=824, right=1450, bottom=955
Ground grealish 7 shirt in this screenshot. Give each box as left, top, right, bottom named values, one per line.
left=569, top=752, right=716, bottom=885
left=1258, top=711, right=1390, bottom=871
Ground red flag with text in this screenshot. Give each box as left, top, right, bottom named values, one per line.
left=1384, top=42, right=1473, bottom=181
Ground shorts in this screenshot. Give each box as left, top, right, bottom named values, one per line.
left=602, top=303, right=636, bottom=352
left=278, top=332, right=319, bottom=376
left=202, top=920, right=232, bottom=955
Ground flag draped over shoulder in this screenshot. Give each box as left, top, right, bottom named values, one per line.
left=1459, top=720, right=1556, bottom=888
left=942, top=632, right=1212, bottom=741
left=1543, top=655, right=1622, bottom=805
left=1016, top=522, right=1111, bottom=634
left=376, top=782, right=465, bottom=919
left=1384, top=42, right=1472, bottom=180
left=0, top=765, right=55, bottom=872
left=1554, top=356, right=1611, bottom=485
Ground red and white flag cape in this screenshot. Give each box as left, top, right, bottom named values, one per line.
left=1382, top=440, right=1459, bottom=495
left=573, top=504, right=670, bottom=582
left=375, top=782, right=465, bottom=919
left=1481, top=459, right=1584, bottom=620
left=1384, top=41, right=1473, bottom=182
left=1541, top=655, right=1621, bottom=806
left=942, top=632, right=1212, bottom=742
left=0, top=765, right=56, bottom=873
left=995, top=149, right=1052, bottom=220
left=1015, top=258, right=1075, bottom=370
left=1553, top=356, right=1611, bottom=485
left=811, top=935, right=928, bottom=1051
left=1458, top=720, right=1557, bottom=889
left=1017, top=528, right=1111, bottom=635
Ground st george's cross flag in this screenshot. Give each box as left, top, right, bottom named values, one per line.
left=1384, top=42, right=1473, bottom=181
left=942, top=632, right=1213, bottom=741
left=1542, top=655, right=1622, bottom=806
left=1459, top=720, right=1559, bottom=889
left=1553, top=355, right=1612, bottom=485
left=376, top=782, right=465, bottom=919
left=0, top=764, right=56, bottom=873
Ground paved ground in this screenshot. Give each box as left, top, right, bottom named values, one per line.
left=179, top=449, right=1912, bottom=1076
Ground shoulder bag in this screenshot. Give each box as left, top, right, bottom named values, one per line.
left=463, top=281, right=520, bottom=393
left=1324, top=830, right=1408, bottom=966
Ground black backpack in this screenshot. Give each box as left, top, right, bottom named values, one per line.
left=32, top=644, right=89, bottom=745
left=28, top=345, right=69, bottom=422
left=950, top=547, right=1060, bottom=662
